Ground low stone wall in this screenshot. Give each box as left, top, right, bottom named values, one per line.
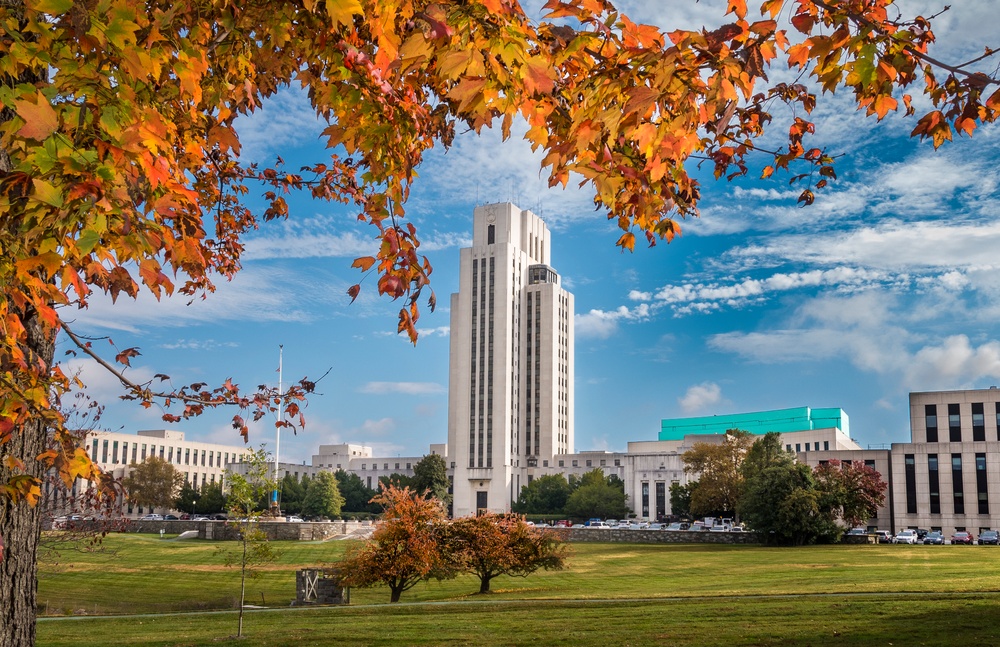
left=560, top=528, right=761, bottom=544
left=122, top=519, right=372, bottom=541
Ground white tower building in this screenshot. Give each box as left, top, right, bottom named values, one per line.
left=447, top=203, right=574, bottom=517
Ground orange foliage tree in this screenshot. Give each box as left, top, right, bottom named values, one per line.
left=1, top=0, right=998, bottom=642
left=337, top=484, right=451, bottom=602
left=446, top=512, right=567, bottom=594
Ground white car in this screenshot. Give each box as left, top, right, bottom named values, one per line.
left=893, top=529, right=919, bottom=544
left=285, top=516, right=305, bottom=523
left=139, top=514, right=163, bottom=521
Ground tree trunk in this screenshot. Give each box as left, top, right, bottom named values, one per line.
left=479, top=575, right=492, bottom=594
left=390, top=584, right=402, bottom=603
left=0, top=314, right=56, bottom=647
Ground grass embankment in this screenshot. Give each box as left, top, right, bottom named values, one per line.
left=35, top=534, right=1000, bottom=646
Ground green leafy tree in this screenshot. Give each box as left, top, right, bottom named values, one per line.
left=741, top=432, right=794, bottom=482
left=563, top=473, right=629, bottom=520
left=196, top=482, right=226, bottom=515
left=335, top=470, right=378, bottom=513
left=512, top=474, right=572, bottom=515
left=173, top=481, right=200, bottom=515
left=301, top=471, right=345, bottom=520
left=278, top=473, right=305, bottom=515
left=411, top=454, right=451, bottom=505
left=379, top=473, right=415, bottom=491
left=122, top=457, right=184, bottom=513
left=669, top=481, right=697, bottom=519
left=339, top=485, right=451, bottom=602
left=739, top=461, right=830, bottom=546
left=220, top=448, right=280, bottom=637
left=446, top=512, right=567, bottom=594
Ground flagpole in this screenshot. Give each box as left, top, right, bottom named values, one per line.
left=273, top=344, right=283, bottom=515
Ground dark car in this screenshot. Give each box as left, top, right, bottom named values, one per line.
left=914, top=528, right=929, bottom=540
left=163, top=514, right=179, bottom=520
left=952, top=531, right=974, bottom=545
left=923, top=531, right=945, bottom=545
left=875, top=530, right=893, bottom=543
left=979, top=530, right=999, bottom=545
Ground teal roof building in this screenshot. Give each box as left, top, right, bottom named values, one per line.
left=659, top=407, right=849, bottom=441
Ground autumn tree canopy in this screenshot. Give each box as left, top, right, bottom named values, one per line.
left=682, top=429, right=754, bottom=518
left=445, top=512, right=566, bottom=593
left=338, top=484, right=450, bottom=602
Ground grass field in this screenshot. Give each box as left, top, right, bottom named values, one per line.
left=34, top=534, right=1000, bottom=646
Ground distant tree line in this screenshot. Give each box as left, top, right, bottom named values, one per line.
left=673, top=430, right=887, bottom=545
left=511, top=469, right=630, bottom=520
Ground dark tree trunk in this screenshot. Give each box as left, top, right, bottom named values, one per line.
left=390, top=584, right=403, bottom=603
left=479, top=574, right=492, bottom=594
left=0, top=314, right=55, bottom=647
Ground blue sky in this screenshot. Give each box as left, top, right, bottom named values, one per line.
left=62, top=1, right=1000, bottom=464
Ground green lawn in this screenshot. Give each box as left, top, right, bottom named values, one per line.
left=34, top=534, right=1000, bottom=645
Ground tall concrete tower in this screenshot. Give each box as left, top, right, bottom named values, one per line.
left=447, top=203, right=574, bottom=517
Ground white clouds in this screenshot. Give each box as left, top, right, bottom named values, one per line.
left=575, top=304, right=651, bottom=339
left=905, top=336, right=1000, bottom=390
left=678, top=382, right=724, bottom=414
left=359, top=382, right=446, bottom=395
left=356, top=418, right=396, bottom=437
left=70, top=263, right=348, bottom=334
left=236, top=87, right=325, bottom=164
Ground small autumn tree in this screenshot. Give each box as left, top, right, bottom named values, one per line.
left=446, top=512, right=567, bottom=594
left=122, top=457, right=184, bottom=514
left=4, top=0, right=1000, bottom=643
left=338, top=485, right=450, bottom=602
left=220, top=448, right=279, bottom=638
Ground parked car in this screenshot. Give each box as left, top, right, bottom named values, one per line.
left=875, top=530, right=893, bottom=543
left=893, top=529, right=919, bottom=544
left=285, top=515, right=305, bottom=523
left=846, top=527, right=868, bottom=536
left=587, top=520, right=609, bottom=528
left=923, top=531, right=945, bottom=545
left=191, top=515, right=209, bottom=521
left=163, top=514, right=179, bottom=520
left=914, top=528, right=929, bottom=540
left=952, top=531, right=975, bottom=545
left=139, top=514, right=163, bottom=521
left=979, top=530, right=999, bottom=545
left=648, top=523, right=664, bottom=530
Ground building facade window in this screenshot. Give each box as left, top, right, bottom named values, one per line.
left=952, top=453, right=965, bottom=515
left=655, top=482, right=666, bottom=521
left=973, top=402, right=986, bottom=442
left=641, top=482, right=649, bottom=518
left=928, top=454, right=940, bottom=514
left=949, top=403, right=962, bottom=442
left=904, top=454, right=917, bottom=514
left=925, top=404, right=938, bottom=442
left=976, top=453, right=989, bottom=515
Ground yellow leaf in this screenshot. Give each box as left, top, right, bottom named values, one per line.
left=31, top=178, right=63, bottom=207
left=327, top=0, right=363, bottom=27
